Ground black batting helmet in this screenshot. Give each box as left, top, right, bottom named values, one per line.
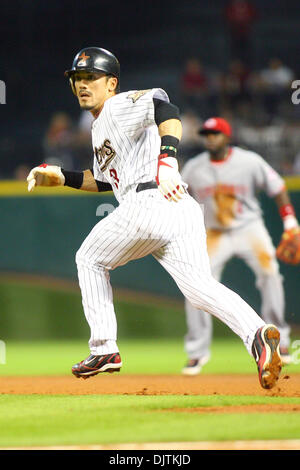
left=64, top=47, right=120, bottom=95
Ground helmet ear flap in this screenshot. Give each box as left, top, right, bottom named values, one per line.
left=69, top=76, right=77, bottom=95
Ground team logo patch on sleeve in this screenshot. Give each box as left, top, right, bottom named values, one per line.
left=128, top=89, right=152, bottom=103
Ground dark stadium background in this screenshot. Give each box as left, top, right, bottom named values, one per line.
left=1, top=0, right=300, bottom=177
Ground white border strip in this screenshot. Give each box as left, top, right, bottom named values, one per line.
left=2, top=440, right=300, bottom=450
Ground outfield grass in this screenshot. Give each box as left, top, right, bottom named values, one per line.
left=0, top=338, right=246, bottom=376
left=1, top=338, right=300, bottom=376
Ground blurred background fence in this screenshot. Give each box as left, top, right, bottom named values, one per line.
left=0, top=182, right=299, bottom=340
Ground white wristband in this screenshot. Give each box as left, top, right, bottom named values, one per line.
left=283, top=215, right=299, bottom=231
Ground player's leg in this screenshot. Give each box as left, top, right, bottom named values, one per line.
left=182, top=230, right=231, bottom=374
left=154, top=237, right=282, bottom=388
left=182, top=300, right=212, bottom=374
left=153, top=201, right=264, bottom=354
left=73, top=197, right=166, bottom=377
left=153, top=197, right=281, bottom=389
left=236, top=220, right=291, bottom=362
left=154, top=237, right=265, bottom=355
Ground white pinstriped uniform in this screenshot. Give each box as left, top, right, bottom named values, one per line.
left=75, top=89, right=265, bottom=357
left=181, top=147, right=290, bottom=360
left=92, top=88, right=168, bottom=199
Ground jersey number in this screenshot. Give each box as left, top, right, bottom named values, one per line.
left=109, top=169, right=119, bottom=189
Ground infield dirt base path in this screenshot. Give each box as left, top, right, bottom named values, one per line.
left=1, top=373, right=300, bottom=397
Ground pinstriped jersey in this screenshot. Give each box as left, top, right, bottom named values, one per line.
left=92, top=88, right=169, bottom=202
left=181, top=146, right=285, bottom=230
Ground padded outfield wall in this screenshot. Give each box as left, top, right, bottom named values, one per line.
left=1, top=179, right=300, bottom=325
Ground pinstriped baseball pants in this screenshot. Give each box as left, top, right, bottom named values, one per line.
left=75, top=189, right=265, bottom=356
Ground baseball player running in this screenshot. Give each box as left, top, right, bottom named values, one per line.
left=181, top=117, right=300, bottom=375
left=27, top=47, right=283, bottom=389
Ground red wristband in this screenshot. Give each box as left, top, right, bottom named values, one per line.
left=279, top=204, right=295, bottom=219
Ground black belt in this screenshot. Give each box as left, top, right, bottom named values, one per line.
left=136, top=181, right=158, bottom=192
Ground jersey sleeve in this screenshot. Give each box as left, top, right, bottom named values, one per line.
left=253, top=153, right=285, bottom=197
left=110, top=88, right=170, bottom=137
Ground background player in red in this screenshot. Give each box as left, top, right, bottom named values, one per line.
left=181, top=117, right=300, bottom=375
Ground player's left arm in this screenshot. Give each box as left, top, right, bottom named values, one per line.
left=153, top=98, right=185, bottom=202
left=273, top=188, right=300, bottom=264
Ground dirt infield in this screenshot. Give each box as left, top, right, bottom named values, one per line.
left=1, top=373, right=300, bottom=397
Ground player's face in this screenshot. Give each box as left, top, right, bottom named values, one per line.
left=203, top=132, right=229, bottom=154
left=73, top=72, right=117, bottom=113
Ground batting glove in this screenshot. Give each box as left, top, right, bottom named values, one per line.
left=27, top=164, right=65, bottom=192
left=156, top=154, right=185, bottom=202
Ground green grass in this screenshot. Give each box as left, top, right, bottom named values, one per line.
left=1, top=277, right=300, bottom=447
left=0, top=338, right=241, bottom=376
left=0, top=394, right=300, bottom=447
left=0, top=339, right=299, bottom=447
left=1, top=338, right=300, bottom=376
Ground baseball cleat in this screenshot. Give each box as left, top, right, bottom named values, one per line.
left=279, top=347, right=293, bottom=365
left=72, top=353, right=122, bottom=379
left=252, top=324, right=282, bottom=389
left=182, top=354, right=210, bottom=376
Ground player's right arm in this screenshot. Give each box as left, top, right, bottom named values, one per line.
left=27, top=164, right=112, bottom=193
left=251, top=152, right=300, bottom=263
left=274, top=189, right=299, bottom=231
